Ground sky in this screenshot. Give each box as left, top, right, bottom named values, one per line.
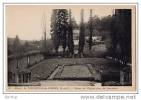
left=6, top=5, right=115, bottom=40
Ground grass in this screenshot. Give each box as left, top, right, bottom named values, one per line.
left=30, top=58, right=124, bottom=82
left=84, top=44, right=108, bottom=58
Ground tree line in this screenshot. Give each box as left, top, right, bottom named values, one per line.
left=8, top=9, right=131, bottom=63
left=50, top=9, right=131, bottom=62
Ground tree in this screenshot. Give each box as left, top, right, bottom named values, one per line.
left=23, top=41, right=29, bottom=52
left=110, top=9, right=131, bottom=63
left=41, top=12, right=48, bottom=58
left=8, top=38, right=13, bottom=55
left=12, top=35, right=22, bottom=68
left=86, top=14, right=100, bottom=45
left=99, top=15, right=113, bottom=52
left=88, top=9, right=93, bottom=50
left=67, top=9, right=74, bottom=57
left=51, top=9, right=69, bottom=53
left=100, top=15, right=112, bottom=31
left=13, top=35, right=22, bottom=56
left=78, top=9, right=85, bottom=57
left=51, top=10, right=59, bottom=53
left=57, top=9, right=69, bottom=53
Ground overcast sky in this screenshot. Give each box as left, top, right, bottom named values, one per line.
left=6, top=5, right=115, bottom=40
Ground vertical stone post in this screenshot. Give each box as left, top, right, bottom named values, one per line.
left=120, top=70, right=124, bottom=85
left=15, top=73, right=19, bottom=83
left=27, top=56, right=30, bottom=67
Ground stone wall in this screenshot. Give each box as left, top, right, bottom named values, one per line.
left=8, top=53, right=44, bottom=84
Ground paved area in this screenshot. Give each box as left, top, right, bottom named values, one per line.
left=39, top=80, right=101, bottom=86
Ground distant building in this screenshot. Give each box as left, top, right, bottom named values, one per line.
left=73, top=29, right=79, bottom=46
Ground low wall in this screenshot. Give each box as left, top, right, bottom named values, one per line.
left=8, top=52, right=44, bottom=84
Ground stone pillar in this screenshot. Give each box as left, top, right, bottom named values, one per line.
left=22, top=74, right=25, bottom=83
left=15, top=73, right=19, bottom=83
left=120, top=71, right=124, bottom=85
left=26, top=73, right=28, bottom=83
left=27, top=56, right=30, bottom=67
left=16, top=59, right=19, bottom=68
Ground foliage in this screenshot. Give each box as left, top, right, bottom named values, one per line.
left=51, top=9, right=69, bottom=53
left=78, top=10, right=85, bottom=57
left=110, top=9, right=131, bottom=62
left=12, top=35, right=23, bottom=57
left=50, top=10, right=59, bottom=53
left=67, top=10, right=74, bottom=56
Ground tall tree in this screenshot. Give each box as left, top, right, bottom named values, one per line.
left=88, top=9, right=93, bottom=50
left=13, top=35, right=22, bottom=56
left=41, top=12, right=47, bottom=57
left=67, top=9, right=74, bottom=57
left=78, top=9, right=85, bottom=57
left=110, top=9, right=131, bottom=63
left=57, top=9, right=69, bottom=52
left=13, top=35, right=22, bottom=68
left=50, top=9, right=59, bottom=53
left=51, top=9, right=69, bottom=53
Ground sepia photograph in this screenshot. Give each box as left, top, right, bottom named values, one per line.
left=4, top=4, right=137, bottom=92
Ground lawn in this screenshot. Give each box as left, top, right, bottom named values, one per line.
left=29, top=58, right=124, bottom=82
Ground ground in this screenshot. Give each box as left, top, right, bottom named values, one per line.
left=29, top=58, right=123, bottom=86
left=28, top=44, right=125, bottom=86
